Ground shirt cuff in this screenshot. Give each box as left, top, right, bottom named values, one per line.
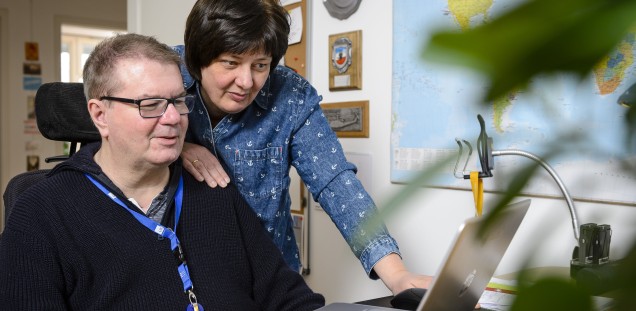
left=359, top=235, right=401, bottom=279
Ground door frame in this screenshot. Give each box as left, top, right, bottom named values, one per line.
left=0, top=8, right=9, bottom=229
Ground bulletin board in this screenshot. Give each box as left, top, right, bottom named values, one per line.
left=282, top=0, right=307, bottom=78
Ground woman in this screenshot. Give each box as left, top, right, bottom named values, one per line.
left=177, top=0, right=431, bottom=294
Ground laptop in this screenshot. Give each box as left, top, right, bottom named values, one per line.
left=317, top=199, right=531, bottom=311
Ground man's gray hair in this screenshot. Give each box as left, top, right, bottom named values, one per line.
left=82, top=33, right=181, bottom=101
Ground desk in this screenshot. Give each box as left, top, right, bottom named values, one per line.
left=355, top=296, right=495, bottom=311
left=354, top=267, right=579, bottom=311
left=493, top=266, right=615, bottom=310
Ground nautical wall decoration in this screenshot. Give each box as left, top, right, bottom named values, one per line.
left=328, top=30, right=362, bottom=90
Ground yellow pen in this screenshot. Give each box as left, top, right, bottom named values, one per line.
left=470, top=171, right=483, bottom=216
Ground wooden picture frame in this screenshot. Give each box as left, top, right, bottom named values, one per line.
left=321, top=100, right=369, bottom=138
left=290, top=179, right=306, bottom=215
left=282, top=0, right=307, bottom=78
left=328, top=30, right=362, bottom=90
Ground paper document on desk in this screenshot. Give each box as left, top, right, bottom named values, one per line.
left=478, top=277, right=615, bottom=311
left=593, top=296, right=615, bottom=311
left=478, top=277, right=517, bottom=311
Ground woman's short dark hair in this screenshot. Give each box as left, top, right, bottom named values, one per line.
left=184, top=0, right=290, bottom=81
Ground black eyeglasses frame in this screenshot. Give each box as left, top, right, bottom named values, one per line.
left=99, top=95, right=195, bottom=118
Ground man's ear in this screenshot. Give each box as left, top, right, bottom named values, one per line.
left=87, top=98, right=109, bottom=138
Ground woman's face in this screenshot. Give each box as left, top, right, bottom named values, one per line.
left=199, top=51, right=272, bottom=117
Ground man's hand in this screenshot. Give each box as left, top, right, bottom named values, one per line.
left=181, top=142, right=230, bottom=188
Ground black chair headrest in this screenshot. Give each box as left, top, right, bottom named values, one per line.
left=35, top=82, right=100, bottom=143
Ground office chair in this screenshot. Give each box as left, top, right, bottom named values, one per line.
left=3, top=82, right=99, bottom=225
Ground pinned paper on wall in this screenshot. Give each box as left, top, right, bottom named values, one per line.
left=288, top=6, right=303, bottom=45
left=282, top=0, right=307, bottom=77
left=27, top=95, right=35, bottom=119
left=23, top=62, right=41, bottom=75
left=25, top=141, right=39, bottom=158
left=23, top=76, right=42, bottom=91
left=24, top=120, right=39, bottom=135
left=25, top=42, right=39, bottom=61
left=26, top=155, right=40, bottom=171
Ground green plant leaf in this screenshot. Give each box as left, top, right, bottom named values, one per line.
left=510, top=277, right=593, bottom=311
left=477, top=159, right=543, bottom=239
left=357, top=154, right=455, bottom=237
left=611, top=241, right=636, bottom=311
left=388, top=0, right=636, bottom=309
left=421, top=0, right=636, bottom=101
left=477, top=143, right=568, bottom=239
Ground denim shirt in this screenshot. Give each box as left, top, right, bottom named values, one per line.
left=174, top=46, right=400, bottom=277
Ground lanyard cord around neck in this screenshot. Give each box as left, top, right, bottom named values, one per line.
left=85, top=173, right=198, bottom=303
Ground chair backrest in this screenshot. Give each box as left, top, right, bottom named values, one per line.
left=3, top=82, right=99, bottom=226
left=3, top=170, right=51, bottom=223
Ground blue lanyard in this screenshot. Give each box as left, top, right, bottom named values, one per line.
left=85, top=174, right=194, bottom=294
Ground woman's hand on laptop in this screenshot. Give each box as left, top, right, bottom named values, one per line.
left=373, top=253, right=433, bottom=295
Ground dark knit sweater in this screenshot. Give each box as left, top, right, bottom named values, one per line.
left=0, top=142, right=324, bottom=310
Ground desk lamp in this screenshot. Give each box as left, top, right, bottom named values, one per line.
left=455, top=115, right=618, bottom=295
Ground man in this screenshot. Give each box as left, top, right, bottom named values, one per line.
left=0, top=33, right=324, bottom=310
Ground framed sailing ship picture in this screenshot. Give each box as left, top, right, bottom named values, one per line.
left=320, top=100, right=369, bottom=138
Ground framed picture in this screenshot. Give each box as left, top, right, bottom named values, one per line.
left=321, top=100, right=369, bottom=138
left=328, top=30, right=362, bottom=90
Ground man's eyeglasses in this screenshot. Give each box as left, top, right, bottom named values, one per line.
left=99, top=95, right=195, bottom=118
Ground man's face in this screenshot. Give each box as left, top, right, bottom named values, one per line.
left=102, top=58, right=187, bottom=168
left=198, top=51, right=272, bottom=118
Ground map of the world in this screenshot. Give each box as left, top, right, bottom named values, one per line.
left=391, top=0, right=636, bottom=205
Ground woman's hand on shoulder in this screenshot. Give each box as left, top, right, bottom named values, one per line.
left=182, top=142, right=230, bottom=188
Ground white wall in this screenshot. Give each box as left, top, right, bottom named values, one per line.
left=128, top=0, right=636, bottom=305
left=127, top=0, right=190, bottom=46
left=0, top=0, right=126, bottom=228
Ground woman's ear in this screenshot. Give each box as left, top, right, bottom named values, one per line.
left=87, top=98, right=109, bottom=138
